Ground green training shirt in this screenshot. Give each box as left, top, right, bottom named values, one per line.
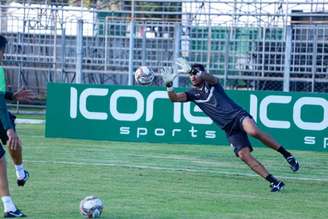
left=0, top=66, right=13, bottom=130
left=0, top=66, right=6, bottom=92
left=0, top=92, right=13, bottom=130
left=0, top=66, right=14, bottom=100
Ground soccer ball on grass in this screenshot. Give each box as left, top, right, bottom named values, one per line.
left=134, top=66, right=154, bottom=85
left=79, top=196, right=103, bottom=218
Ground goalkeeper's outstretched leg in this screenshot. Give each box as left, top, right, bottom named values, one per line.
left=242, top=116, right=300, bottom=172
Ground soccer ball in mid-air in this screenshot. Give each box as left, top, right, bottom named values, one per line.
left=134, top=66, right=154, bottom=85
left=79, top=196, right=103, bottom=218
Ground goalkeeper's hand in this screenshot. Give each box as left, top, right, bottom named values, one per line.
left=160, top=67, right=178, bottom=88
left=175, top=57, right=191, bottom=74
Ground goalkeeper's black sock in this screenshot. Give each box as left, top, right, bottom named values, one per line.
left=265, top=174, right=279, bottom=184
left=277, top=146, right=292, bottom=159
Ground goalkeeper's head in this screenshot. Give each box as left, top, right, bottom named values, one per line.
left=190, top=64, right=206, bottom=74
left=189, top=64, right=206, bottom=86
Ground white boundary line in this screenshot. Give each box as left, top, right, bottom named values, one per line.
left=16, top=119, right=45, bottom=124
left=26, top=159, right=328, bottom=182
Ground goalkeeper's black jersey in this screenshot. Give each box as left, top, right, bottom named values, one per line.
left=185, top=82, right=245, bottom=130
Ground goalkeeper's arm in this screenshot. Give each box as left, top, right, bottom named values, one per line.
left=167, top=90, right=187, bottom=102
left=165, top=82, right=187, bottom=102
left=197, top=71, right=218, bottom=85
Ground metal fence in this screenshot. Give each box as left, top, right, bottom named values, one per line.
left=0, top=1, right=328, bottom=102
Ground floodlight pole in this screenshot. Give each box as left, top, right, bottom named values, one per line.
left=223, top=32, right=230, bottom=89
left=76, top=19, right=83, bottom=84
left=282, top=1, right=290, bottom=91
left=173, top=23, right=181, bottom=87
left=60, top=27, right=66, bottom=82
left=283, top=26, right=291, bottom=92
left=311, top=27, right=318, bottom=92
left=128, top=0, right=135, bottom=86
left=207, top=2, right=212, bottom=69
left=0, top=6, right=2, bottom=32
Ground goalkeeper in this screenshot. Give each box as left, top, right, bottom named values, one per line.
left=161, top=59, right=300, bottom=192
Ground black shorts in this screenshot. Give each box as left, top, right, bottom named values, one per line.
left=224, top=111, right=253, bottom=157
left=0, top=112, right=16, bottom=145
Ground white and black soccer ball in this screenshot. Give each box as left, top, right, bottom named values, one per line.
left=79, top=196, right=103, bottom=218
left=134, top=66, right=154, bottom=85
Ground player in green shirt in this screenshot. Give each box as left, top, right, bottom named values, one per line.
left=0, top=34, right=31, bottom=217
left=0, top=65, right=32, bottom=187
left=0, top=35, right=33, bottom=187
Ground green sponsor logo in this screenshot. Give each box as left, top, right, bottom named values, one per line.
left=249, top=94, right=328, bottom=150
left=46, top=83, right=328, bottom=151
left=68, top=86, right=217, bottom=139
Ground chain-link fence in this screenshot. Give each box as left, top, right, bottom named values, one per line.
left=0, top=2, right=328, bottom=103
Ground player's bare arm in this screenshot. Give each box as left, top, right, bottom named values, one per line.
left=199, top=72, right=218, bottom=85
left=13, top=89, right=34, bottom=102
left=6, top=129, right=21, bottom=151
left=167, top=91, right=187, bottom=102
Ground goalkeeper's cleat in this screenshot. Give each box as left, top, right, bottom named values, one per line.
left=270, top=181, right=285, bottom=192
left=17, top=170, right=29, bottom=187
left=286, top=156, right=300, bottom=172
left=4, top=209, right=26, bottom=218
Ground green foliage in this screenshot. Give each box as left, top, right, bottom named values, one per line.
left=8, top=124, right=328, bottom=219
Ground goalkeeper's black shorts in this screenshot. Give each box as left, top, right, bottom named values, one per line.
left=224, top=111, right=253, bottom=157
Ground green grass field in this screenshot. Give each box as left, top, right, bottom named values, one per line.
left=6, top=124, right=328, bottom=219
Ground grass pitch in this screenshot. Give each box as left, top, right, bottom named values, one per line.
left=5, top=124, right=328, bottom=219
